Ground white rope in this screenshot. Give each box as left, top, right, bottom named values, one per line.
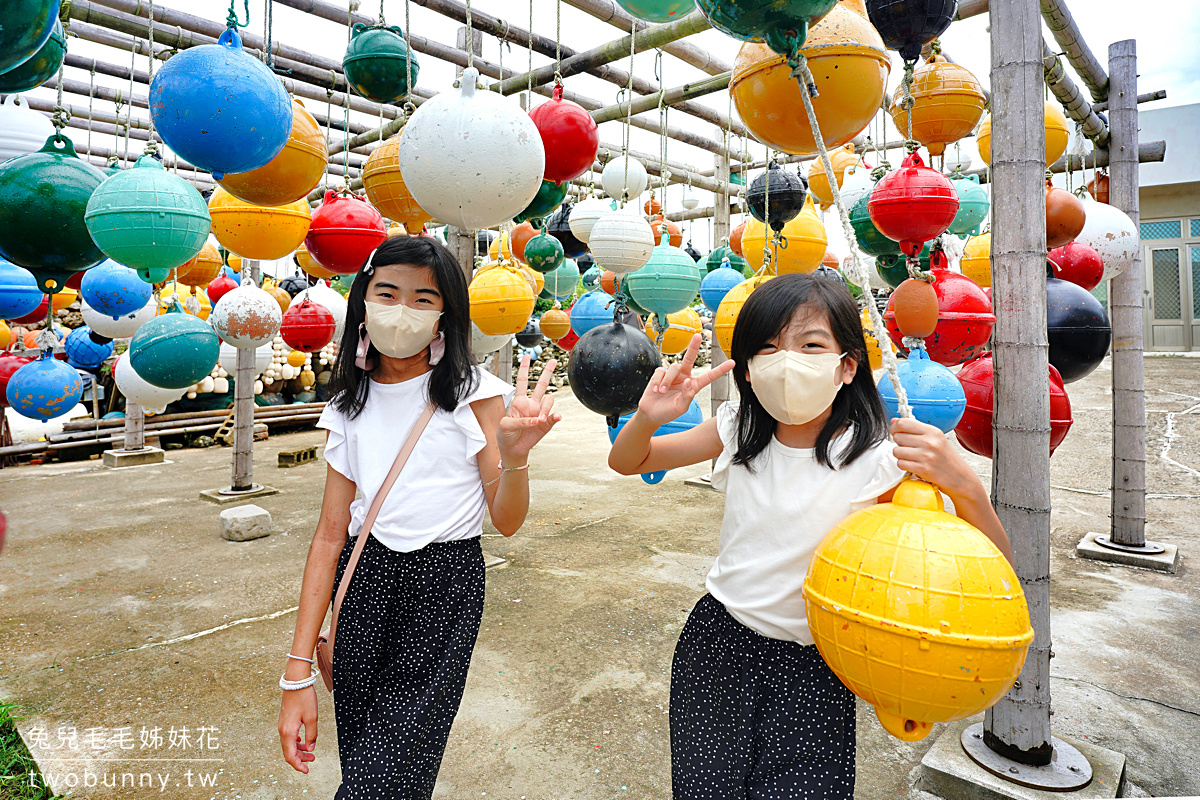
left=792, top=55, right=911, bottom=419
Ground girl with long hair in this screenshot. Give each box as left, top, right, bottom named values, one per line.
left=277, top=236, right=560, bottom=798
left=609, top=273, right=1012, bottom=798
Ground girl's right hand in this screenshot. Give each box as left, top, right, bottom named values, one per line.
left=638, top=334, right=735, bottom=426
left=279, top=689, right=318, bottom=774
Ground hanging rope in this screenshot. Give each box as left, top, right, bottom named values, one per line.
left=265, top=0, right=276, bottom=69
left=122, top=36, right=136, bottom=162
left=656, top=49, right=667, bottom=212
left=526, top=0, right=533, bottom=103
left=554, top=0, right=562, bottom=83
left=226, top=0, right=250, bottom=29
left=403, top=0, right=414, bottom=113
left=465, top=0, right=475, bottom=70
left=789, top=52, right=912, bottom=419
left=621, top=28, right=636, bottom=205
left=142, top=0, right=159, bottom=156
left=323, top=85, right=334, bottom=190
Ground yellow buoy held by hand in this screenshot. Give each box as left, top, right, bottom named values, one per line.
left=803, top=478, right=1033, bottom=742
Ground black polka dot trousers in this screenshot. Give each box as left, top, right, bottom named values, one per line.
left=330, top=533, right=485, bottom=800
left=670, top=593, right=856, bottom=800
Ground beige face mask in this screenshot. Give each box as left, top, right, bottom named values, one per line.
left=747, top=350, right=846, bottom=426
left=363, top=301, right=443, bottom=359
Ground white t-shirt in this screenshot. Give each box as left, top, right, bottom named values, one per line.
left=316, top=366, right=515, bottom=552
left=707, top=400, right=906, bottom=645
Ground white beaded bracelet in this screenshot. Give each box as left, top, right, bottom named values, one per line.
left=279, top=670, right=320, bottom=691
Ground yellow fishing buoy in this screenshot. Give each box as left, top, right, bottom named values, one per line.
left=539, top=307, right=572, bottom=342
left=730, top=0, right=890, bottom=156
left=518, top=264, right=545, bottom=297
left=157, top=282, right=211, bottom=320
left=217, top=98, right=327, bottom=207
left=362, top=129, right=433, bottom=233
left=176, top=242, right=223, bottom=288
left=469, top=263, right=536, bottom=336
left=295, top=242, right=336, bottom=280
left=209, top=186, right=311, bottom=261
left=888, top=55, right=986, bottom=156
left=648, top=306, right=703, bottom=354
left=804, top=478, right=1033, bottom=742
left=960, top=232, right=991, bottom=288
left=51, top=287, right=78, bottom=312
left=861, top=308, right=895, bottom=371
left=714, top=274, right=773, bottom=353
left=741, top=196, right=827, bottom=275
left=287, top=349, right=307, bottom=368
left=488, top=231, right=513, bottom=262
left=976, top=102, right=1069, bottom=166
left=807, top=144, right=860, bottom=209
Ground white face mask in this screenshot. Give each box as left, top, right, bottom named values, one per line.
left=363, top=300, right=443, bottom=359
left=747, top=350, right=846, bottom=426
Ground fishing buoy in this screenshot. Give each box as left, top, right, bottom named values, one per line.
left=600, top=157, right=648, bottom=203
left=206, top=273, right=239, bottom=308
left=113, top=353, right=186, bottom=409
left=570, top=290, right=617, bottom=337
left=976, top=102, right=1070, bottom=167
left=292, top=281, right=348, bottom=341
left=294, top=242, right=336, bottom=281
left=342, top=22, right=419, bottom=104
left=217, top=98, right=327, bottom=207
left=542, top=259, right=579, bottom=301
left=615, top=0, right=696, bottom=23
left=741, top=197, right=827, bottom=275
left=523, top=231, right=566, bottom=274
left=362, top=129, right=433, bottom=232
left=470, top=322, right=512, bottom=358
left=0, top=0, right=59, bottom=75
left=1047, top=263, right=1111, bottom=383
left=868, top=151, right=958, bottom=257
left=0, top=354, right=34, bottom=407
left=209, top=186, right=312, bottom=261
left=149, top=26, right=291, bottom=179
left=211, top=284, right=283, bottom=349
left=888, top=54, right=986, bottom=156
left=85, top=154, right=210, bottom=279
left=607, top=398, right=703, bottom=484
left=469, top=263, right=536, bottom=336
left=626, top=229, right=702, bottom=321
left=0, top=134, right=106, bottom=292
left=398, top=67, right=545, bottom=229
left=568, top=197, right=615, bottom=245
left=1048, top=242, right=1104, bottom=291
left=508, top=222, right=540, bottom=265
left=64, top=326, right=114, bottom=371
left=6, top=354, right=83, bottom=421
left=960, top=232, right=991, bottom=288
left=305, top=190, right=387, bottom=275
left=806, top=144, right=859, bottom=209
left=866, top=0, right=956, bottom=61
left=1074, top=195, right=1137, bottom=281
left=589, top=210, right=655, bottom=275
left=948, top=174, right=990, bottom=237
left=0, top=259, right=46, bottom=320
left=696, top=0, right=836, bottom=53
left=647, top=307, right=703, bottom=354
left=0, top=17, right=65, bottom=93
left=567, top=322, right=659, bottom=425
left=81, top=296, right=156, bottom=339
left=515, top=319, right=543, bottom=348
left=515, top=180, right=569, bottom=224
left=175, top=244, right=223, bottom=289
left=1045, top=179, right=1086, bottom=250
left=747, top=163, right=808, bottom=232
left=876, top=346, right=966, bottom=433
left=539, top=308, right=572, bottom=342
left=128, top=303, right=221, bottom=389
left=705, top=245, right=748, bottom=275
left=699, top=263, right=745, bottom=313
left=804, top=477, right=1033, bottom=742
left=884, top=268, right=994, bottom=366
left=956, top=355, right=1073, bottom=459
left=529, top=83, right=600, bottom=184
left=714, top=274, right=773, bottom=353
left=729, top=0, right=889, bottom=155
left=0, top=95, right=55, bottom=164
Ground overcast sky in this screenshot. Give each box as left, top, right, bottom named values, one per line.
left=22, top=0, right=1199, bottom=271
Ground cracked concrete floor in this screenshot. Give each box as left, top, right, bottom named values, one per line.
left=0, top=355, right=1197, bottom=799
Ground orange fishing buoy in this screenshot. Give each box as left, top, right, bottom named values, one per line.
left=362, top=128, right=433, bottom=233
left=1045, top=179, right=1086, bottom=250
left=295, top=242, right=336, bottom=280
left=509, top=221, right=539, bottom=264
left=650, top=215, right=683, bottom=248
left=644, top=196, right=662, bottom=216
left=976, top=101, right=1070, bottom=166
left=888, top=55, right=986, bottom=156
left=891, top=278, right=939, bottom=338
left=176, top=242, right=223, bottom=288
left=807, top=144, right=860, bottom=209
left=729, top=221, right=746, bottom=257
left=600, top=270, right=618, bottom=295
left=216, top=98, right=326, bottom=207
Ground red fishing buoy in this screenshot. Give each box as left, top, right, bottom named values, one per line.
left=306, top=190, right=387, bottom=275
left=1048, top=241, right=1104, bottom=291
left=955, top=355, right=1073, bottom=458
left=867, top=151, right=958, bottom=256
left=0, top=353, right=33, bottom=407
left=528, top=83, right=599, bottom=185
left=207, top=273, right=239, bottom=306
left=280, top=298, right=336, bottom=353
left=884, top=267, right=994, bottom=366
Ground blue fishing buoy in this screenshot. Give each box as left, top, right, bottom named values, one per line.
left=149, top=27, right=291, bottom=179
left=877, top=347, right=966, bottom=433
left=6, top=354, right=83, bottom=422
left=606, top=398, right=704, bottom=484
left=0, top=257, right=44, bottom=320
left=699, top=263, right=745, bottom=313
left=64, top=326, right=115, bottom=371
left=79, top=260, right=152, bottom=320
left=569, top=289, right=616, bottom=336
left=128, top=301, right=220, bottom=389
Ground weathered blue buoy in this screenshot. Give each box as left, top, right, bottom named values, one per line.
left=6, top=353, right=83, bottom=422
left=877, top=346, right=966, bottom=433
left=79, top=259, right=153, bottom=320
left=569, top=289, right=617, bottom=336
left=0, top=258, right=45, bottom=320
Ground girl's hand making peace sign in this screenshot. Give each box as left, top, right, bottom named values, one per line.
left=497, top=353, right=562, bottom=463
left=638, top=334, right=735, bottom=427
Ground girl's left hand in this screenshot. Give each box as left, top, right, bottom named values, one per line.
left=498, top=354, right=562, bottom=462
left=890, top=417, right=978, bottom=500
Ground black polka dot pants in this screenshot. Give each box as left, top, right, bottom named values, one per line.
left=330, top=533, right=485, bottom=800
left=669, top=593, right=856, bottom=800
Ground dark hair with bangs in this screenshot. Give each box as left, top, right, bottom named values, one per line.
left=328, top=235, right=478, bottom=419
left=729, top=273, right=888, bottom=470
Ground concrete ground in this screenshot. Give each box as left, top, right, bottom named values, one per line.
left=0, top=355, right=1197, bottom=799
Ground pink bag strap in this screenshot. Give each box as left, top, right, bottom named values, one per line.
left=327, top=400, right=436, bottom=643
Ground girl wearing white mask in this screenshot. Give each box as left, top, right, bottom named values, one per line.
left=609, top=273, right=1011, bottom=799
left=278, top=236, right=561, bottom=798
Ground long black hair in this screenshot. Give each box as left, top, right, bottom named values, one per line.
left=328, top=235, right=478, bottom=419
left=729, top=273, right=888, bottom=470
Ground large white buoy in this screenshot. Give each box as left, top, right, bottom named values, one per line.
left=1075, top=196, right=1138, bottom=281
left=218, top=341, right=274, bottom=377
left=397, top=67, right=545, bottom=229
left=81, top=297, right=157, bottom=339
left=210, top=284, right=282, bottom=349
left=0, top=95, right=55, bottom=163
left=114, top=355, right=186, bottom=409
left=588, top=209, right=655, bottom=275
left=601, top=156, right=648, bottom=204
left=471, top=321, right=512, bottom=358
left=568, top=197, right=614, bottom=245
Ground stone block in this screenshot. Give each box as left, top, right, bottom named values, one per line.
left=102, top=447, right=165, bottom=468
left=220, top=505, right=273, bottom=542
left=278, top=445, right=318, bottom=468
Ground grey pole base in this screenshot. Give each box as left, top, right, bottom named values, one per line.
left=1091, top=535, right=1165, bottom=555
left=199, top=485, right=280, bottom=504
left=1076, top=532, right=1180, bottom=573
left=102, top=447, right=165, bottom=468
left=961, top=723, right=1091, bottom=792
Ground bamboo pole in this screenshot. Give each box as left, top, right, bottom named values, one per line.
left=665, top=201, right=747, bottom=223
left=492, top=12, right=710, bottom=95
left=1092, top=89, right=1166, bottom=112
left=1107, top=39, right=1147, bottom=548
left=984, top=0, right=1053, bottom=764
left=1041, top=40, right=1108, bottom=146
left=713, top=133, right=731, bottom=245
left=967, top=140, right=1165, bottom=183
left=1040, top=0, right=1109, bottom=101
left=230, top=262, right=259, bottom=492
left=591, top=73, right=731, bottom=124
left=558, top=0, right=731, bottom=76
left=123, top=402, right=145, bottom=451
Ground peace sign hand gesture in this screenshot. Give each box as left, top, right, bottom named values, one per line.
left=497, top=354, right=562, bottom=463
left=638, top=334, right=735, bottom=427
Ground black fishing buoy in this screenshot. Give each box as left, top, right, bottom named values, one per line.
left=575, top=251, right=595, bottom=274
left=746, top=163, right=807, bottom=233
left=812, top=264, right=847, bottom=287
left=684, top=240, right=703, bottom=262
left=567, top=322, right=659, bottom=426
left=279, top=274, right=310, bottom=297
left=475, top=229, right=497, bottom=258
left=1046, top=261, right=1111, bottom=383
left=866, top=0, right=958, bottom=62
left=546, top=202, right=588, bottom=258
left=515, top=319, right=543, bottom=348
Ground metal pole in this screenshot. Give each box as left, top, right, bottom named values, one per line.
left=983, top=0, right=1053, bottom=765
left=1107, top=39, right=1147, bottom=548
left=230, top=262, right=259, bottom=492
left=123, top=402, right=144, bottom=450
